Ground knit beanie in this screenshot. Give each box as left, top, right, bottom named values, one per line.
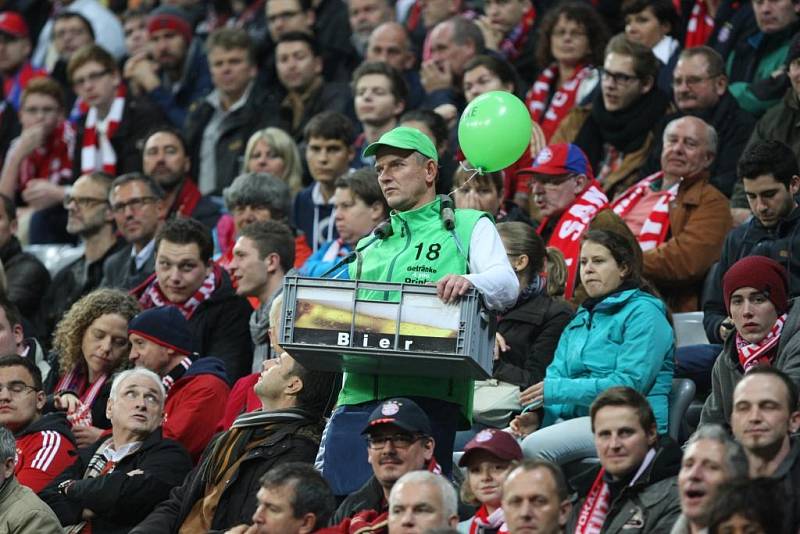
left=128, top=306, right=193, bottom=355
left=147, top=6, right=193, bottom=44
left=723, top=256, right=788, bottom=315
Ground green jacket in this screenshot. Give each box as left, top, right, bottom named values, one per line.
left=0, top=478, right=63, bottom=533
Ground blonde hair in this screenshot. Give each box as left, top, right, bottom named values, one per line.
left=243, top=128, right=303, bottom=195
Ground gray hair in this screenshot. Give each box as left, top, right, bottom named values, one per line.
left=664, top=116, right=718, bottom=158
left=110, top=172, right=165, bottom=201
left=109, top=368, right=166, bottom=409
left=0, top=427, right=14, bottom=462
left=390, top=471, right=457, bottom=518
left=222, top=172, right=292, bottom=221
left=685, top=424, right=749, bottom=480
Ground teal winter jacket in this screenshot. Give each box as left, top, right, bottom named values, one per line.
left=542, top=288, right=674, bottom=433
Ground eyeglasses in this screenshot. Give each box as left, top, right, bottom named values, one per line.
left=0, top=381, right=38, bottom=396
left=72, top=69, right=110, bottom=88
left=111, top=196, right=158, bottom=214
left=63, top=194, right=108, bottom=209
left=366, top=433, right=424, bottom=450
left=671, top=74, right=719, bottom=88
left=21, top=105, right=59, bottom=116
left=267, top=10, right=301, bottom=24
left=600, top=68, right=640, bottom=86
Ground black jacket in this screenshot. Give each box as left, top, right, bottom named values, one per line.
left=279, top=81, right=352, bottom=143
left=330, top=475, right=385, bottom=526
left=40, top=428, right=192, bottom=534
left=771, top=436, right=800, bottom=532
left=184, top=83, right=280, bottom=195
left=0, top=235, right=50, bottom=320
left=130, top=409, right=323, bottom=533
left=100, top=243, right=155, bottom=291
left=493, top=293, right=573, bottom=388
left=702, top=206, right=800, bottom=343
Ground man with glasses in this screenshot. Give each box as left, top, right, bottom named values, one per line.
left=0, top=354, right=76, bottom=493
left=101, top=172, right=165, bottom=290
left=37, top=171, right=124, bottom=341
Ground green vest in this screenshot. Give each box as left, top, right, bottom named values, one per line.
left=341, top=197, right=487, bottom=425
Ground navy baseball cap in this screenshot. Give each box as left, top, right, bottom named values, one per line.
left=362, top=397, right=433, bottom=436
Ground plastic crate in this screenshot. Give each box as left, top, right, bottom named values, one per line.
left=279, top=276, right=494, bottom=380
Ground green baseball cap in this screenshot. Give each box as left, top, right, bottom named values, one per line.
left=363, top=126, right=438, bottom=163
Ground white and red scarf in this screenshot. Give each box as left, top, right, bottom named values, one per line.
left=685, top=1, right=715, bottom=48
left=18, top=120, right=75, bottom=191
left=138, top=264, right=221, bottom=319
left=55, top=366, right=109, bottom=428
left=611, top=171, right=679, bottom=252
left=80, top=84, right=126, bottom=175
left=538, top=180, right=608, bottom=299
left=736, top=313, right=788, bottom=372
left=526, top=63, right=594, bottom=141
left=469, top=505, right=509, bottom=534
left=499, top=6, right=536, bottom=61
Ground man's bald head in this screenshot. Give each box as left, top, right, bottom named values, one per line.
left=367, top=21, right=415, bottom=71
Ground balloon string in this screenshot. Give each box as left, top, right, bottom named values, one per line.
left=453, top=160, right=483, bottom=197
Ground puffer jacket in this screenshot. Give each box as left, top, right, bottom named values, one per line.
left=542, top=287, right=674, bottom=433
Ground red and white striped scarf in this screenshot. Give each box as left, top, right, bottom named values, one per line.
left=611, top=171, right=678, bottom=252
left=55, top=367, right=109, bottom=428
left=538, top=180, right=608, bottom=299
left=573, top=467, right=610, bottom=534
left=161, top=356, right=193, bottom=391
left=80, top=84, right=126, bottom=175
left=736, top=313, right=787, bottom=372
left=469, top=505, right=509, bottom=534
left=19, top=120, right=75, bottom=191
left=498, top=6, right=536, bottom=61
left=138, top=264, right=221, bottom=319
left=684, top=1, right=715, bottom=48
left=526, top=63, right=594, bottom=141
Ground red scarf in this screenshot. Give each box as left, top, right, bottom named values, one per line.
left=611, top=171, right=678, bottom=252
left=526, top=63, right=594, bottom=141
left=80, top=84, right=126, bottom=175
left=684, top=1, right=715, bottom=48
left=469, top=505, right=509, bottom=534
left=736, top=313, right=787, bottom=372
left=172, top=177, right=202, bottom=219
left=55, top=366, right=109, bottom=428
left=538, top=180, right=608, bottom=299
left=499, top=6, right=536, bottom=61
left=18, top=121, right=75, bottom=191
left=574, top=467, right=611, bottom=534
left=138, top=264, right=221, bottom=319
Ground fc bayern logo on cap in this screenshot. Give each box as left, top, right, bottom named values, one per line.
left=536, top=147, right=553, bottom=165
left=475, top=429, right=494, bottom=442
left=381, top=400, right=400, bottom=416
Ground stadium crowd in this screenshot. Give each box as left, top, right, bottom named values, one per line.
left=0, top=0, right=799, bottom=532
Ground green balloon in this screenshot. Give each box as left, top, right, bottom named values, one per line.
left=458, top=91, right=532, bottom=173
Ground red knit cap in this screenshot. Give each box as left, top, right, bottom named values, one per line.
left=723, top=255, right=788, bottom=315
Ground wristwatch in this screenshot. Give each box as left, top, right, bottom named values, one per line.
left=58, top=479, right=75, bottom=496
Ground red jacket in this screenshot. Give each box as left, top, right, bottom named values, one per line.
left=14, top=412, right=76, bottom=493
left=216, top=373, right=261, bottom=431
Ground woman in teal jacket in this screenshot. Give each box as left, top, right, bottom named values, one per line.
left=512, top=229, right=674, bottom=461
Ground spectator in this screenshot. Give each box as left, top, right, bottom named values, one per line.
left=0, top=194, right=49, bottom=323
left=128, top=306, right=229, bottom=461
left=706, top=478, right=785, bottom=534
left=729, top=366, right=800, bottom=530
left=513, top=229, right=674, bottom=461
left=124, top=5, right=213, bottom=127
left=0, top=354, right=76, bottom=493
left=452, top=166, right=531, bottom=224
left=564, top=387, right=681, bottom=532
left=672, top=425, right=749, bottom=534
left=132, top=217, right=253, bottom=383
left=229, top=220, right=296, bottom=366
left=0, top=426, right=63, bottom=533
left=40, top=368, right=193, bottom=532
left=228, top=462, right=336, bottom=533
left=612, top=116, right=731, bottom=312
left=553, top=34, right=671, bottom=199
left=185, top=28, right=277, bottom=195
left=700, top=256, right=800, bottom=427
left=388, top=471, right=460, bottom=532
left=642, top=46, right=756, bottom=197
left=0, top=12, right=46, bottom=112
left=242, top=127, right=304, bottom=194
left=300, top=168, right=388, bottom=278
left=525, top=2, right=607, bottom=141
left=726, top=0, right=800, bottom=116
left=622, top=0, right=682, bottom=94
left=131, top=352, right=338, bottom=532
left=293, top=111, right=354, bottom=253
left=492, top=222, right=572, bottom=390
left=398, top=108, right=456, bottom=194
left=275, top=32, right=352, bottom=141
left=458, top=429, right=523, bottom=532
left=141, top=127, right=222, bottom=231
left=44, top=289, right=141, bottom=447
left=49, top=12, right=94, bottom=108
left=348, top=0, right=394, bottom=58
left=69, top=44, right=165, bottom=180
left=352, top=62, right=408, bottom=168
left=121, top=8, right=149, bottom=60
left=475, top=0, right=537, bottom=85
left=37, top=172, right=125, bottom=340
left=501, top=460, right=571, bottom=534
left=100, top=173, right=165, bottom=290
left=367, top=22, right=425, bottom=110
left=0, top=296, right=46, bottom=378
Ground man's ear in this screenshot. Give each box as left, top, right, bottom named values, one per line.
left=424, top=159, right=438, bottom=187
left=558, top=499, right=573, bottom=527
left=422, top=436, right=435, bottom=460
left=789, top=410, right=800, bottom=433
left=105, top=397, right=115, bottom=420
left=298, top=512, right=318, bottom=534
left=35, top=390, right=46, bottom=412
left=789, top=174, right=800, bottom=197
left=285, top=374, right=303, bottom=397
left=264, top=251, right=281, bottom=274
left=12, top=323, right=23, bottom=347
left=640, top=75, right=655, bottom=94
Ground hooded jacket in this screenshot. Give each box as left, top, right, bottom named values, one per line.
left=0, top=235, right=50, bottom=321
left=14, top=411, right=77, bottom=493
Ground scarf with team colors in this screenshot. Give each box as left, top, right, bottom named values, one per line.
left=469, top=505, right=509, bottom=534
left=611, top=171, right=678, bottom=252
left=19, top=120, right=75, bottom=191
left=138, top=263, right=221, bottom=319
left=737, top=313, right=787, bottom=372
left=538, top=180, right=608, bottom=299
left=499, top=6, right=536, bottom=61
left=685, top=1, right=715, bottom=48
left=526, top=63, right=594, bottom=141
left=80, top=84, right=126, bottom=175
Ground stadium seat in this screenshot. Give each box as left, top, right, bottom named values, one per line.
left=669, top=378, right=696, bottom=443
left=673, top=312, right=709, bottom=347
